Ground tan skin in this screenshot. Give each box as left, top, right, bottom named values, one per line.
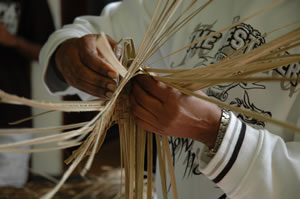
left=0, top=22, right=41, bottom=60
left=55, top=34, right=121, bottom=99
left=54, top=34, right=222, bottom=148
left=130, top=75, right=222, bottom=148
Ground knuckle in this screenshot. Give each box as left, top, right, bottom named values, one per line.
left=81, top=34, right=92, bottom=44
left=96, top=78, right=107, bottom=89
left=66, top=77, right=76, bottom=87
left=131, top=106, right=138, bottom=115
left=80, top=49, right=92, bottom=65
left=130, top=101, right=138, bottom=114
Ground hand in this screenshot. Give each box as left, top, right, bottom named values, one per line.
left=55, top=34, right=122, bottom=99
left=0, top=22, right=17, bottom=47
left=130, top=75, right=222, bottom=147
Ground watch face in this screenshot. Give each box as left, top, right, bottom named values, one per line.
left=0, top=0, right=21, bottom=34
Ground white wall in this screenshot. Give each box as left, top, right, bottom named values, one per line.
left=31, top=0, right=63, bottom=176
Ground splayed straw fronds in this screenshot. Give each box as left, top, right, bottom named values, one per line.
left=0, top=0, right=299, bottom=198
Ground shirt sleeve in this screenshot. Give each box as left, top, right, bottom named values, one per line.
left=200, top=103, right=300, bottom=198
left=39, top=12, right=116, bottom=98
left=39, top=0, right=153, bottom=99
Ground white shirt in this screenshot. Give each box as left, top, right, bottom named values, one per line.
left=39, top=0, right=300, bottom=198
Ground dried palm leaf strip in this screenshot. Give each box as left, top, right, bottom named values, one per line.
left=0, top=126, right=92, bottom=151
left=160, top=29, right=299, bottom=80
left=152, top=28, right=300, bottom=91
left=8, top=110, right=55, bottom=125
left=118, top=110, right=130, bottom=199
left=0, top=122, right=88, bottom=134
left=41, top=131, right=94, bottom=199
left=136, top=0, right=183, bottom=66
left=155, top=76, right=300, bottom=84
left=141, top=0, right=213, bottom=65
left=149, top=0, right=284, bottom=66
left=128, top=112, right=136, bottom=199
left=167, top=83, right=300, bottom=134
left=96, top=33, right=127, bottom=77
left=136, top=126, right=146, bottom=199
left=64, top=99, right=117, bottom=165
left=155, top=135, right=168, bottom=199
left=0, top=142, right=81, bottom=153
left=1, top=0, right=298, bottom=199
left=147, top=132, right=153, bottom=199
left=80, top=117, right=104, bottom=176
left=0, top=90, right=105, bottom=112
left=162, top=136, right=179, bottom=199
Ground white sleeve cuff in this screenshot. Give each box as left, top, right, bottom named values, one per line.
left=200, top=112, right=261, bottom=195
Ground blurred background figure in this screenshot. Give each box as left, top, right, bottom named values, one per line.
left=0, top=0, right=54, bottom=187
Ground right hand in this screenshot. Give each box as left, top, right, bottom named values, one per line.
left=55, top=34, right=122, bottom=99
left=130, top=75, right=221, bottom=147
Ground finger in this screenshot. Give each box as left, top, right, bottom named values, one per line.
left=61, top=52, right=117, bottom=92
left=82, top=49, right=118, bottom=78
left=129, top=93, right=158, bottom=125
left=114, top=44, right=123, bottom=60
left=79, top=35, right=118, bottom=78
left=76, top=61, right=117, bottom=91
left=70, top=77, right=111, bottom=99
left=63, top=63, right=116, bottom=98
left=134, top=75, right=169, bottom=102
left=131, top=80, right=163, bottom=117
left=134, top=116, right=162, bottom=134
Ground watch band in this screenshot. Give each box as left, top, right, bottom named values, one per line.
left=206, top=109, right=231, bottom=157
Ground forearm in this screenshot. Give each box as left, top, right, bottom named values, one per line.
left=15, top=37, right=41, bottom=61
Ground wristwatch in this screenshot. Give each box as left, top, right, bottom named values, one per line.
left=206, top=109, right=231, bottom=157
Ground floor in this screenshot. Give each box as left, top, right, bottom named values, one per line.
left=0, top=138, right=121, bottom=199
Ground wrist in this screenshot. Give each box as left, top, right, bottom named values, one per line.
left=206, top=109, right=231, bottom=157
left=203, top=107, right=222, bottom=148
left=53, top=51, right=67, bottom=83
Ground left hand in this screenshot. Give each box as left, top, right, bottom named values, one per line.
left=130, top=75, right=222, bottom=147
left=0, top=22, right=17, bottom=47
left=54, top=34, right=120, bottom=99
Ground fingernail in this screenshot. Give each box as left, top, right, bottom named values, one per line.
left=108, top=71, right=117, bottom=78
left=107, top=83, right=116, bottom=91
left=115, top=45, right=123, bottom=59
left=106, top=91, right=113, bottom=98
